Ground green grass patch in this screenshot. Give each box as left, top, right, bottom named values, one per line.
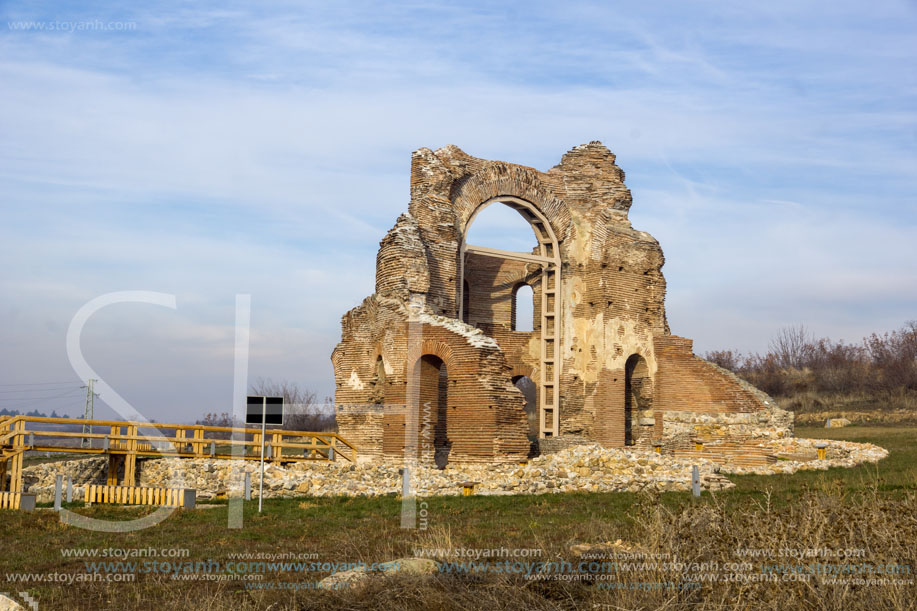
left=1, top=426, right=914, bottom=610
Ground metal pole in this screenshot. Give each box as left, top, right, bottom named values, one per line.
left=81, top=379, right=96, bottom=449
left=259, top=397, right=266, bottom=513
left=692, top=465, right=700, bottom=497
left=54, top=475, right=63, bottom=511
left=402, top=466, right=411, bottom=498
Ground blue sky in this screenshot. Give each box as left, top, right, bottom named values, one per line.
left=1, top=1, right=915, bottom=422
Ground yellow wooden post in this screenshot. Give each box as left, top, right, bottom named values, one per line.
left=272, top=433, right=282, bottom=460
left=106, top=454, right=124, bottom=486
left=193, top=428, right=203, bottom=456
left=124, top=425, right=137, bottom=485
left=10, top=419, right=25, bottom=493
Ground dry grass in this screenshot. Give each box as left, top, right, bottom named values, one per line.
left=3, top=426, right=916, bottom=610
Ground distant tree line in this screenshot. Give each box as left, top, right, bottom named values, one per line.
left=195, top=377, right=336, bottom=437
left=705, top=322, right=917, bottom=398
left=0, top=408, right=63, bottom=418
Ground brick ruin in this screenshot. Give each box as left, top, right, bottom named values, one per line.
left=332, top=142, right=793, bottom=465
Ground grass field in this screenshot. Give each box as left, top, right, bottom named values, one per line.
left=2, top=426, right=916, bottom=610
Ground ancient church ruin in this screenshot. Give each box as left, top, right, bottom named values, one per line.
left=332, top=143, right=792, bottom=465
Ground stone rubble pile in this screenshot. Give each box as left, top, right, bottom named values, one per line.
left=717, top=438, right=888, bottom=475
left=18, top=438, right=887, bottom=502
left=20, top=457, right=107, bottom=503
left=136, top=443, right=733, bottom=499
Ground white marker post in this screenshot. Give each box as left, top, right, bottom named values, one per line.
left=246, top=395, right=284, bottom=514
left=259, top=396, right=266, bottom=513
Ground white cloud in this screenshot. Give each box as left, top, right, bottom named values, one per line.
left=1, top=0, right=915, bottom=420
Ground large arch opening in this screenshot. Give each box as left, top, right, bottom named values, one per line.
left=459, top=196, right=562, bottom=439
left=464, top=201, right=541, bottom=253
left=624, top=354, right=653, bottom=446
left=414, top=354, right=450, bottom=468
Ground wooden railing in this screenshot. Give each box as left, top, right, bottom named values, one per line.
left=0, top=415, right=357, bottom=496
left=0, top=491, right=35, bottom=511
left=0, top=415, right=355, bottom=461
left=84, top=484, right=195, bottom=508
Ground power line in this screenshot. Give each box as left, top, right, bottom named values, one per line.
left=0, top=390, right=82, bottom=399
left=0, top=387, right=84, bottom=394
left=0, top=381, right=79, bottom=387
left=0, top=389, right=83, bottom=408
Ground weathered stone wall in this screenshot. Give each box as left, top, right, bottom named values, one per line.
left=331, top=142, right=792, bottom=465
left=333, top=298, right=530, bottom=464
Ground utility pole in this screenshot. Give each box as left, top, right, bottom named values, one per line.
left=80, top=378, right=97, bottom=448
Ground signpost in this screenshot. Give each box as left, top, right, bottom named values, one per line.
left=246, top=396, right=284, bottom=513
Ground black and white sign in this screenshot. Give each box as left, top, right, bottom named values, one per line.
left=246, top=396, right=284, bottom=425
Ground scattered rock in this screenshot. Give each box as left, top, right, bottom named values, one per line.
left=379, top=557, right=439, bottom=575
left=570, top=539, right=645, bottom=557
left=21, top=438, right=887, bottom=501
left=0, top=594, right=24, bottom=611
left=317, top=557, right=438, bottom=589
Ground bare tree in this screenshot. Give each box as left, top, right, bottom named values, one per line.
left=195, top=412, right=241, bottom=439
left=249, top=377, right=336, bottom=432
left=769, top=325, right=810, bottom=370
left=865, top=321, right=917, bottom=391
left=704, top=349, right=743, bottom=372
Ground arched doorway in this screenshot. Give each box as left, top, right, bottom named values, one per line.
left=414, top=354, right=451, bottom=468
left=459, top=196, right=562, bottom=439
left=512, top=375, right=539, bottom=443
left=624, top=354, right=653, bottom=446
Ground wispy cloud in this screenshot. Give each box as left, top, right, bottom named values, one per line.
left=0, top=0, right=914, bottom=420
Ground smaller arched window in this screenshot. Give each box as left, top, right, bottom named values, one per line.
left=370, top=355, right=386, bottom=404
left=512, top=283, right=534, bottom=332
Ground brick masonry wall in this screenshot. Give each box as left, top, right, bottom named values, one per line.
left=331, top=142, right=792, bottom=464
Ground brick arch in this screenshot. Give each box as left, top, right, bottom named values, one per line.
left=625, top=353, right=654, bottom=446
left=369, top=343, right=385, bottom=365
left=405, top=338, right=458, bottom=376
left=511, top=281, right=535, bottom=332
left=454, top=168, right=567, bottom=439
left=510, top=364, right=536, bottom=382
left=451, top=163, right=573, bottom=243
